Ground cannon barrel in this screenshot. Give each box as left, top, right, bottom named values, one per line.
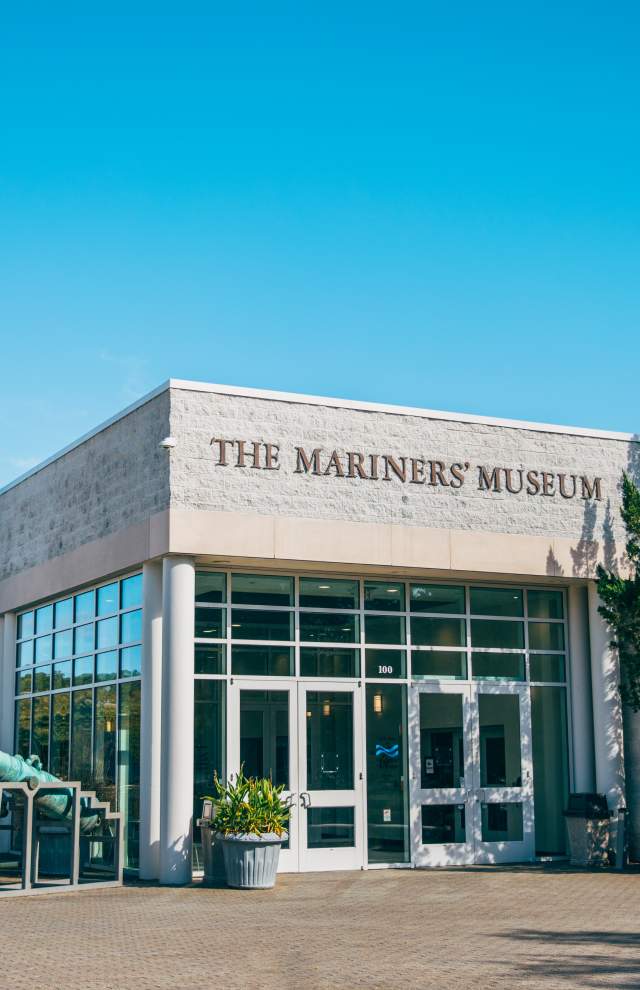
left=0, top=750, right=99, bottom=832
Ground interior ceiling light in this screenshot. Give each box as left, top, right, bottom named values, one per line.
left=318, top=584, right=331, bottom=590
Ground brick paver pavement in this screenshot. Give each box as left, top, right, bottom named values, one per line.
left=0, top=867, right=639, bottom=990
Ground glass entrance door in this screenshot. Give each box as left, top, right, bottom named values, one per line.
left=298, top=681, right=364, bottom=871
left=410, top=682, right=534, bottom=866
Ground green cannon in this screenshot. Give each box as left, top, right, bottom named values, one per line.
left=0, top=750, right=98, bottom=833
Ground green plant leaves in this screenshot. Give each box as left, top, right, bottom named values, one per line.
left=203, top=766, right=291, bottom=837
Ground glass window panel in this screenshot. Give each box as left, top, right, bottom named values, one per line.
left=231, top=646, right=293, bottom=677
left=527, top=589, right=564, bottom=620
left=471, top=619, right=524, bottom=650
left=195, top=643, right=226, bottom=675
left=33, top=665, right=51, bottom=693
left=70, top=689, right=93, bottom=787
left=74, top=590, right=95, bottom=623
left=305, top=691, right=354, bottom=790
left=420, top=694, right=465, bottom=788
left=410, top=584, right=465, bottom=614
left=97, top=582, right=119, bottom=616
left=421, top=805, right=466, bottom=844
left=481, top=802, right=523, bottom=842
left=121, top=573, right=143, bottom=610
left=96, top=650, right=118, bottom=682
left=193, top=680, right=226, bottom=868
left=16, top=669, right=32, bottom=695
left=52, top=660, right=72, bottom=690
left=231, top=609, right=292, bottom=641
left=50, top=692, right=70, bottom=778
left=299, top=577, right=359, bottom=610
left=411, top=617, right=466, bottom=648
left=307, top=808, right=355, bottom=848
left=195, top=607, right=226, bottom=639
left=366, top=683, right=409, bottom=863
left=528, top=622, right=565, bottom=651
left=54, top=598, right=73, bottom=630
left=478, top=694, right=522, bottom=787
left=472, top=652, right=525, bottom=681
left=96, top=616, right=118, bottom=650
left=74, top=623, right=95, bottom=655
left=470, top=588, right=523, bottom=617
left=300, top=612, right=359, bottom=644
left=119, top=681, right=141, bottom=870
left=365, top=649, right=406, bottom=679
left=120, top=645, right=142, bottom=678
left=54, top=629, right=73, bottom=659
left=364, top=615, right=405, bottom=645
left=18, top=611, right=34, bottom=640
left=35, top=604, right=54, bottom=634
left=34, top=635, right=53, bottom=663
left=15, top=698, right=31, bottom=754
left=530, top=654, right=566, bottom=682
left=17, top=640, right=34, bottom=667
left=31, top=695, right=50, bottom=768
left=531, top=687, right=569, bottom=855
left=74, top=656, right=93, bottom=686
left=231, top=573, right=293, bottom=606
left=195, top=571, right=226, bottom=604
left=120, top=610, right=142, bottom=645
left=240, top=690, right=289, bottom=788
left=364, top=581, right=405, bottom=612
left=94, top=685, right=117, bottom=805
left=300, top=647, right=359, bottom=678
left=411, top=651, right=467, bottom=680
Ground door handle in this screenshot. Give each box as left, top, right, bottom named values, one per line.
left=299, top=791, right=312, bottom=809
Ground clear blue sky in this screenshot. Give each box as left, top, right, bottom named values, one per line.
left=1, top=5, right=639, bottom=486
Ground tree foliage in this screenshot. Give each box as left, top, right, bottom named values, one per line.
left=597, top=472, right=640, bottom=710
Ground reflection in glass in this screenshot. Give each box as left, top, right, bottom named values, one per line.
left=120, top=646, right=142, bottom=678
left=36, top=604, right=54, bottom=634
left=34, top=665, right=51, bottom=692
left=306, top=692, right=353, bottom=790
left=120, top=610, right=142, bottom=645
left=96, top=651, right=118, bottom=682
left=97, top=617, right=119, bottom=650
left=300, top=647, right=359, bottom=677
left=121, top=573, right=143, bottom=609
left=18, top=611, right=35, bottom=640
left=472, top=652, right=525, bottom=680
left=195, top=607, right=225, bottom=639
left=231, top=646, right=293, bottom=676
left=35, top=636, right=53, bottom=663
left=16, top=670, right=32, bottom=695
left=478, top=694, right=521, bottom=787
left=421, top=805, right=465, bottom=844
left=53, top=661, right=71, bottom=689
left=193, top=680, right=226, bottom=868
left=32, top=695, right=50, bottom=769
left=54, top=629, right=73, bottom=659
left=410, top=584, right=465, bottom=614
left=411, top=651, right=466, bottom=680
left=365, top=649, right=406, bottom=679
left=364, top=614, right=405, bottom=645
left=50, top=692, right=70, bottom=778
left=54, top=598, right=73, bottom=630
left=366, top=684, right=408, bottom=863
left=411, top=617, right=465, bottom=647
left=240, top=690, right=289, bottom=788
left=195, top=644, right=226, bottom=675
left=531, top=686, right=569, bottom=855
left=481, top=802, right=523, bottom=841
left=15, top=698, right=31, bottom=754
left=307, top=808, right=355, bottom=848
left=299, top=612, right=359, bottom=644
left=74, top=623, right=95, bottom=655
left=17, top=640, right=34, bottom=667
left=470, top=588, right=523, bottom=617
left=364, top=581, right=405, bottom=612
left=471, top=620, right=524, bottom=650
left=70, top=689, right=93, bottom=783
left=530, top=654, right=565, bottom=682
left=419, top=694, right=465, bottom=788
left=232, top=573, right=293, bottom=606
left=528, top=622, right=565, bottom=651
left=74, top=591, right=95, bottom=624
left=299, top=577, right=358, bottom=610
left=195, top=571, right=226, bottom=604
left=97, top=583, right=119, bottom=616
left=94, top=685, right=117, bottom=805
left=119, top=681, right=141, bottom=869
left=231, top=609, right=292, bottom=641
left=74, top=656, right=93, bottom=686
left=527, top=590, right=563, bottom=619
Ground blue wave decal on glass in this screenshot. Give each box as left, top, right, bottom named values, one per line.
left=375, top=743, right=399, bottom=758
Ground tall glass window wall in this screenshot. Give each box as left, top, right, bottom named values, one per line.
left=193, top=573, right=570, bottom=863
left=14, top=573, right=142, bottom=869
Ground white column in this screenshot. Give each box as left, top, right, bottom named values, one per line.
left=568, top=585, right=596, bottom=791
left=587, top=582, right=625, bottom=810
left=159, top=557, right=195, bottom=885
left=139, top=561, right=163, bottom=880
left=1, top=614, right=16, bottom=753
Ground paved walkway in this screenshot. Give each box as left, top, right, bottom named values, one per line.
left=1, top=867, right=639, bottom=989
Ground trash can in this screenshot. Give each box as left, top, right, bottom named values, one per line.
left=563, top=793, right=611, bottom=867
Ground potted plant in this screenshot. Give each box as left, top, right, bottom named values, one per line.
left=203, top=769, right=290, bottom=889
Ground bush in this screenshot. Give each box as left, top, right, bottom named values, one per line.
left=204, top=768, right=290, bottom=837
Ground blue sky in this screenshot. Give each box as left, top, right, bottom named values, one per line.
left=1, top=5, right=639, bottom=486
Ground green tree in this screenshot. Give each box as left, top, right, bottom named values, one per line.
left=597, top=472, right=640, bottom=710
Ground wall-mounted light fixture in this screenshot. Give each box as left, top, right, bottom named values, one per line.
left=373, top=693, right=383, bottom=714
left=322, top=700, right=331, bottom=717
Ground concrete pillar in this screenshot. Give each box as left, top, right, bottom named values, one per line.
left=587, top=582, right=625, bottom=810
left=567, top=585, right=596, bottom=791
left=139, top=561, right=163, bottom=881
left=158, top=557, right=195, bottom=885
left=1, top=614, right=16, bottom=753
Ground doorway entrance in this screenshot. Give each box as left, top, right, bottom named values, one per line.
left=409, top=682, right=534, bottom=865
left=228, top=679, right=364, bottom=871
